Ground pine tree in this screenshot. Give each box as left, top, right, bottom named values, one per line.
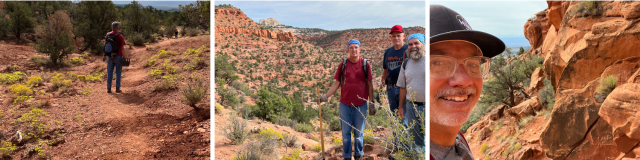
left=73, top=1, right=118, bottom=53
left=36, top=10, right=75, bottom=65
left=3, top=1, right=36, bottom=40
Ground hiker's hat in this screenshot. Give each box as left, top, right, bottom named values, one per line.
left=408, top=33, right=425, bottom=44
left=390, top=25, right=403, bottom=34
left=348, top=39, right=361, bottom=47
left=112, top=21, right=120, bottom=29
left=430, top=4, right=505, bottom=58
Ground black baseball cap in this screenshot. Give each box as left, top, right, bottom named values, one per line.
left=430, top=4, right=506, bottom=58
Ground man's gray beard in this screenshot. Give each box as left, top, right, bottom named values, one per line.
left=408, top=46, right=425, bottom=60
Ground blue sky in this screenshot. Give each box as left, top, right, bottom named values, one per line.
left=215, top=1, right=426, bottom=31
left=430, top=1, right=548, bottom=48
left=111, top=1, right=196, bottom=10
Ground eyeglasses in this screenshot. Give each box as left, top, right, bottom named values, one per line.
left=430, top=55, right=492, bottom=79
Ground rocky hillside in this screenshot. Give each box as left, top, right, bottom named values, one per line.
left=466, top=1, right=640, bottom=159
left=215, top=8, right=296, bottom=42
left=214, top=5, right=422, bottom=160
left=298, top=27, right=426, bottom=54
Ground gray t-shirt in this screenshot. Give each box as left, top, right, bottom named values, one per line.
left=430, top=134, right=475, bottom=160
left=397, top=55, right=425, bottom=102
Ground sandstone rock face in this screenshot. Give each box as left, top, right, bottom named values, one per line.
left=527, top=67, right=545, bottom=94
left=564, top=117, right=619, bottom=160
left=599, top=83, right=640, bottom=140
left=514, top=145, right=545, bottom=160
left=259, top=18, right=279, bottom=27
left=599, top=57, right=640, bottom=87
left=478, top=127, right=491, bottom=141
left=546, top=1, right=566, bottom=31
left=524, top=10, right=550, bottom=49
left=489, top=105, right=507, bottom=121
left=215, top=26, right=296, bottom=42
left=540, top=80, right=599, bottom=159
left=506, top=97, right=541, bottom=121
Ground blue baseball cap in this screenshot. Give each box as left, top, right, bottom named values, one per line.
left=347, top=39, right=360, bottom=47
left=408, top=33, right=425, bottom=44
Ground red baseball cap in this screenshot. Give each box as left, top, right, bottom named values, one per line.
left=389, top=25, right=403, bottom=34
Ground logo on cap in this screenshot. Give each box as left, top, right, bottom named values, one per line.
left=456, top=15, right=471, bottom=30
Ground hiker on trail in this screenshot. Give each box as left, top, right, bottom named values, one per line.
left=104, top=21, right=126, bottom=93
left=396, top=33, right=426, bottom=153
left=317, top=39, right=374, bottom=160
left=429, top=5, right=504, bottom=160
left=175, top=29, right=178, bottom=38
left=381, top=25, right=409, bottom=125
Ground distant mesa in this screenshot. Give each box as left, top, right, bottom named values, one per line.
left=259, top=18, right=281, bottom=27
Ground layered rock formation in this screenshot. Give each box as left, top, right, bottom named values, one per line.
left=468, top=1, right=640, bottom=159
left=532, top=1, right=640, bottom=159
left=215, top=26, right=296, bottom=42
left=215, top=8, right=295, bottom=42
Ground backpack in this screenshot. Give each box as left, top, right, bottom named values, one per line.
left=104, top=32, right=121, bottom=57
left=340, top=58, right=368, bottom=86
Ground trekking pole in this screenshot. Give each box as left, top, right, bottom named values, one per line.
left=315, top=87, right=326, bottom=160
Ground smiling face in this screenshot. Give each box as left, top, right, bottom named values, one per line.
left=390, top=32, right=405, bottom=47
left=407, top=38, right=424, bottom=60
left=348, top=43, right=361, bottom=59
left=430, top=40, right=483, bottom=127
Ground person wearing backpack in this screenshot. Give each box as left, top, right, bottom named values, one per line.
left=104, top=21, right=126, bottom=93
left=317, top=39, right=374, bottom=160
left=381, top=25, right=409, bottom=125
left=429, top=5, right=505, bottom=160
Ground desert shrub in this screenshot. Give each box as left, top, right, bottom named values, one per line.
left=14, top=108, right=50, bottom=139
left=275, top=116, right=297, bottom=128
left=27, top=76, right=43, bottom=87
left=294, top=123, right=313, bottom=133
left=0, top=140, right=17, bottom=158
left=596, top=75, right=618, bottom=96
left=84, top=72, right=104, bottom=82
left=77, top=75, right=86, bottom=82
left=281, top=148, right=304, bottom=160
left=13, top=95, right=32, bottom=104
left=333, top=137, right=343, bottom=148
left=485, top=155, right=492, bottom=160
left=153, top=74, right=180, bottom=91
left=130, top=33, right=146, bottom=46
left=539, top=78, right=555, bottom=109
left=480, top=143, right=490, bottom=154
left=10, top=83, right=32, bottom=96
left=215, top=103, right=224, bottom=114
left=71, top=57, right=85, bottom=65
left=513, top=143, right=522, bottom=151
left=36, top=10, right=75, bottom=66
left=190, top=57, right=208, bottom=70
left=0, top=72, right=26, bottom=84
left=31, top=56, right=52, bottom=67
left=578, top=1, right=601, bottom=17
left=50, top=73, right=72, bottom=90
left=493, top=120, right=504, bottom=131
left=329, top=118, right=341, bottom=131
left=185, top=27, right=200, bottom=37
left=253, top=87, right=293, bottom=121
left=183, top=79, right=208, bottom=107
left=306, top=144, right=321, bottom=152
left=221, top=114, right=249, bottom=145
left=537, top=109, right=552, bottom=119
left=259, top=128, right=283, bottom=141
left=281, top=133, right=297, bottom=148
left=363, top=129, right=375, bottom=145
left=231, top=134, right=278, bottom=160
left=150, top=69, right=162, bottom=78
left=518, top=115, right=535, bottom=128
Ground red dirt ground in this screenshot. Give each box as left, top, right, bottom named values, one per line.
left=0, top=35, right=211, bottom=159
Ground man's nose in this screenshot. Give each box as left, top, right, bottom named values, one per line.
left=449, top=63, right=473, bottom=88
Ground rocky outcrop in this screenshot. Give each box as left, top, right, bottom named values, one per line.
left=259, top=18, right=279, bottom=27
left=489, top=105, right=507, bottom=121
left=215, top=26, right=296, bottom=42
left=524, top=10, right=550, bottom=50
left=513, top=145, right=545, bottom=160
left=506, top=97, right=542, bottom=121
left=215, top=8, right=246, bottom=17
left=599, top=83, right=640, bottom=140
